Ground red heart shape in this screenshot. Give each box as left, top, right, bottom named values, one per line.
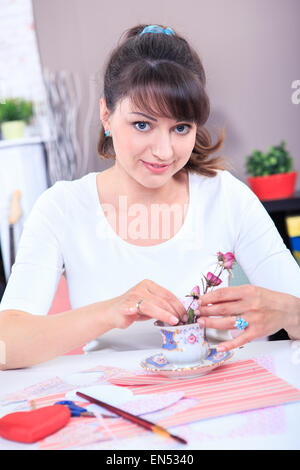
left=0, top=405, right=71, bottom=443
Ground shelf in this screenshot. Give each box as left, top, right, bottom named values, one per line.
left=0, top=136, right=44, bottom=149
left=261, top=191, right=300, bottom=213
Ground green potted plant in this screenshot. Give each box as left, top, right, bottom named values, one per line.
left=246, top=140, right=298, bottom=200
left=0, top=98, right=34, bottom=140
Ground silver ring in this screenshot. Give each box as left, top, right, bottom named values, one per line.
left=234, top=316, right=248, bottom=330
left=136, top=299, right=144, bottom=314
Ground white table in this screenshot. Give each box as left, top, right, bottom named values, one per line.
left=1, top=340, right=300, bottom=450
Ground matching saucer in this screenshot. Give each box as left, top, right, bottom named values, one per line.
left=140, top=348, right=233, bottom=379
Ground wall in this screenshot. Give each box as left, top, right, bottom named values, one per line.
left=0, top=0, right=49, bottom=137
left=31, top=0, right=300, bottom=187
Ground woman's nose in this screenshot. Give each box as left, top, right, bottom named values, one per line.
left=152, top=132, right=174, bottom=161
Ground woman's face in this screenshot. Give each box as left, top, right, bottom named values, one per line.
left=100, top=96, right=197, bottom=188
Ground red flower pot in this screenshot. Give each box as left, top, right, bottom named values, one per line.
left=247, top=171, right=298, bottom=201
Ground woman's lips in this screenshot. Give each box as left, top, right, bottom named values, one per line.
left=141, top=160, right=171, bottom=174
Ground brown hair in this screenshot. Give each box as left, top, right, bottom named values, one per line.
left=98, top=23, right=229, bottom=177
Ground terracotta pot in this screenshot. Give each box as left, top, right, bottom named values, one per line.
left=247, top=171, right=298, bottom=201
left=154, top=321, right=209, bottom=366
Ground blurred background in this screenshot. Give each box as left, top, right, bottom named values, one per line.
left=0, top=0, right=299, bottom=341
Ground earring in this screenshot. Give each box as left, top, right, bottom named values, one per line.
left=105, top=129, right=110, bottom=137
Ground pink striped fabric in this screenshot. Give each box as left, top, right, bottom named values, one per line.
left=109, top=374, right=173, bottom=386
left=126, top=359, right=300, bottom=428
left=34, top=359, right=300, bottom=448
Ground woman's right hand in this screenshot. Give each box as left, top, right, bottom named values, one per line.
left=104, top=279, right=187, bottom=330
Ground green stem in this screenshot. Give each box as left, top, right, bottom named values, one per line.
left=187, top=297, right=196, bottom=323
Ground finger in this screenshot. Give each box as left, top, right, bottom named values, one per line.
left=200, top=285, right=252, bottom=306
left=145, top=280, right=187, bottom=320
left=197, top=315, right=238, bottom=330
left=123, top=301, right=179, bottom=326
left=136, top=314, right=153, bottom=322
left=199, top=300, right=249, bottom=317
left=153, top=296, right=184, bottom=321
left=216, top=330, right=254, bottom=352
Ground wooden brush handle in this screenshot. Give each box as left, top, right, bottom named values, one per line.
left=8, top=190, right=22, bottom=225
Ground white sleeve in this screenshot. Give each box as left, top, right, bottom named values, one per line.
left=229, top=173, right=300, bottom=297
left=0, top=183, right=65, bottom=315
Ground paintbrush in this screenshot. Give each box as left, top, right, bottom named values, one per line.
left=8, top=190, right=22, bottom=273
left=76, top=391, right=187, bottom=445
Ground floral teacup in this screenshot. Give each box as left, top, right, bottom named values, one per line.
left=154, top=321, right=209, bottom=366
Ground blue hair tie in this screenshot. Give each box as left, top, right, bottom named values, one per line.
left=139, top=25, right=175, bottom=36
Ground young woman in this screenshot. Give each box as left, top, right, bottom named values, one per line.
left=0, top=24, right=299, bottom=370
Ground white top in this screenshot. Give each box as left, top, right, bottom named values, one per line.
left=1, top=170, right=300, bottom=351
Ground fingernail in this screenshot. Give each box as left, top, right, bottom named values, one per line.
left=197, top=319, right=205, bottom=326
left=183, top=314, right=188, bottom=322
left=129, top=307, right=136, bottom=312
left=194, top=309, right=200, bottom=316
left=170, top=315, right=179, bottom=325
left=217, top=345, right=226, bottom=352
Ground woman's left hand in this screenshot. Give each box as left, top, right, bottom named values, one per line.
left=197, top=284, right=300, bottom=351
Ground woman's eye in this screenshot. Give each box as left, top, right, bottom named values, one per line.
left=133, top=121, right=191, bottom=134
left=175, top=124, right=191, bottom=135
left=134, top=121, right=150, bottom=131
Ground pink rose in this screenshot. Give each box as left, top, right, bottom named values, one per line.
left=156, top=356, right=167, bottom=364
left=217, top=251, right=235, bottom=269
left=187, top=334, right=198, bottom=344
left=190, top=285, right=200, bottom=298
left=206, top=272, right=222, bottom=287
